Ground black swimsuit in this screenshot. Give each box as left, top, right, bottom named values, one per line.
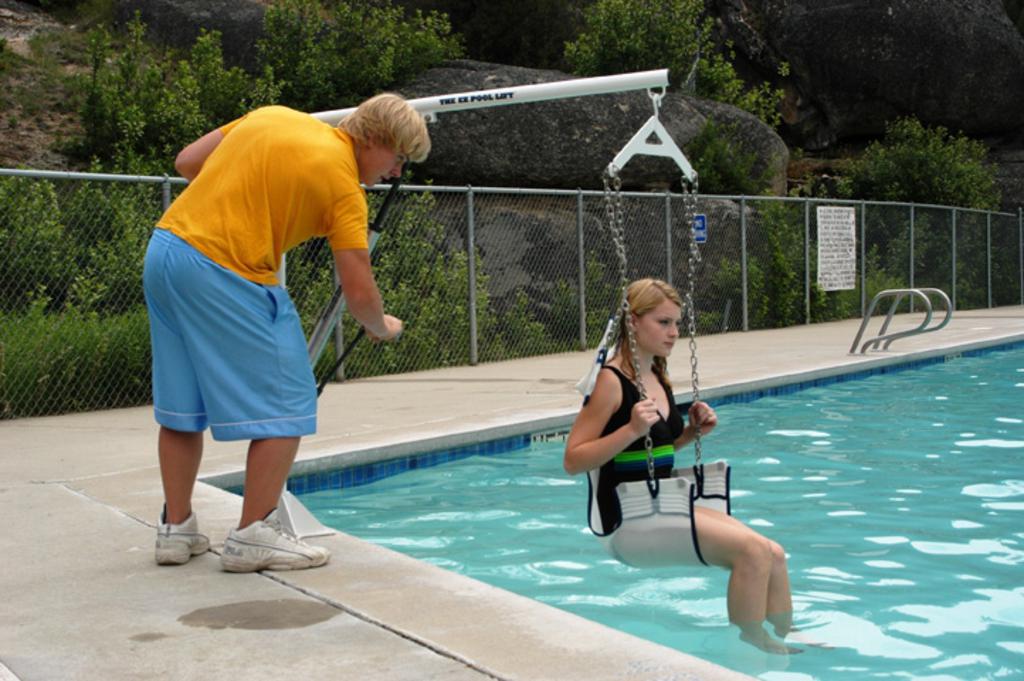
left=593, top=366, right=685, bottom=534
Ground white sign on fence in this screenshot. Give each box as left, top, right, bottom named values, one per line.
left=816, top=206, right=857, bottom=291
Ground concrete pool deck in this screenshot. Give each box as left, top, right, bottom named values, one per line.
left=2, top=306, right=1023, bottom=680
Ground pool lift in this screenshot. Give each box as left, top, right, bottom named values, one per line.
left=579, top=90, right=732, bottom=568
left=305, top=68, right=678, bottom=372
left=279, top=69, right=704, bottom=539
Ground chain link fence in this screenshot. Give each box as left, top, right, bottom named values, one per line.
left=2, top=167, right=1022, bottom=419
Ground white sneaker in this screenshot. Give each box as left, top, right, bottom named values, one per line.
left=220, top=508, right=330, bottom=572
left=155, top=508, right=210, bottom=565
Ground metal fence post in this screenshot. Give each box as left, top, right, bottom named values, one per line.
left=467, top=186, right=478, bottom=365
left=1019, top=206, right=1023, bottom=306
left=161, top=174, right=171, bottom=212
left=987, top=210, right=992, bottom=308
left=664, top=190, right=673, bottom=287
left=860, top=201, right=867, bottom=317
left=909, top=203, right=915, bottom=313
left=577, top=190, right=587, bottom=350
left=740, top=196, right=749, bottom=331
left=951, top=208, right=958, bottom=311
left=804, top=198, right=811, bottom=324
left=909, top=204, right=915, bottom=288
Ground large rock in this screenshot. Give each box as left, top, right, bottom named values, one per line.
left=113, top=0, right=267, bottom=70
left=709, top=0, right=1024, bottom=150
left=399, top=60, right=788, bottom=193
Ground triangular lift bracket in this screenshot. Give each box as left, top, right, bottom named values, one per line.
left=606, top=89, right=696, bottom=185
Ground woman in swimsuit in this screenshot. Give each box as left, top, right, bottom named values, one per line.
left=563, top=278, right=798, bottom=654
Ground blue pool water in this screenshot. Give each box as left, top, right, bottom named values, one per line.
left=301, top=347, right=1024, bottom=680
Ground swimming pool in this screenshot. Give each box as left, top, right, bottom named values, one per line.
left=301, top=346, right=1024, bottom=680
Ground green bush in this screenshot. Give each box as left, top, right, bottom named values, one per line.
left=0, top=301, right=151, bottom=418
left=687, top=119, right=770, bottom=195
left=861, top=244, right=909, bottom=307
left=366, top=191, right=482, bottom=373
left=0, top=173, right=165, bottom=314
left=809, top=282, right=857, bottom=323
left=76, top=18, right=278, bottom=173
left=564, top=0, right=782, bottom=126
left=759, top=228, right=801, bottom=327
left=74, top=3, right=458, bottom=172
left=480, top=289, right=560, bottom=359
left=710, top=202, right=803, bottom=329
left=838, top=117, right=1001, bottom=210
left=62, top=178, right=160, bottom=313
left=547, top=252, right=624, bottom=348
left=258, top=0, right=462, bottom=112
left=0, top=177, right=75, bottom=312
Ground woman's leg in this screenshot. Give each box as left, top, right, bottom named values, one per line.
left=694, top=508, right=798, bottom=654
left=764, top=539, right=794, bottom=636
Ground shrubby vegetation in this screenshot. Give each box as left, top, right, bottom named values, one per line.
left=75, top=0, right=460, bottom=173
left=259, top=0, right=460, bottom=113
left=838, top=117, right=1001, bottom=210
left=564, top=0, right=783, bottom=127
left=77, top=20, right=277, bottom=173
left=686, top=120, right=769, bottom=196
left=0, top=0, right=465, bottom=415
left=0, top=173, right=160, bottom=417
left=703, top=134, right=1004, bottom=329
left=707, top=201, right=856, bottom=331
left=0, top=300, right=151, bottom=418
left=835, top=117, right=1003, bottom=312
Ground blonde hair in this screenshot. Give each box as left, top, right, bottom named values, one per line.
left=338, top=93, right=431, bottom=162
left=617, top=278, right=683, bottom=390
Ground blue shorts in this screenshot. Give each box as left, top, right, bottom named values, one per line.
left=143, top=228, right=316, bottom=441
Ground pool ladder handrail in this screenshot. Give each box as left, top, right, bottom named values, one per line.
left=849, top=288, right=952, bottom=354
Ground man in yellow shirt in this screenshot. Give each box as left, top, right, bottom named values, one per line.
left=144, top=94, right=430, bottom=572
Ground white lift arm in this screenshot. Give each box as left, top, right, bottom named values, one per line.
left=312, top=69, right=669, bottom=124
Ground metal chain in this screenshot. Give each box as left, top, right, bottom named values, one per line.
left=601, top=170, right=656, bottom=482
left=681, top=176, right=703, bottom=466
left=600, top=172, right=630, bottom=356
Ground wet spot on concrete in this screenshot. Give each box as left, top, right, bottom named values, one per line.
left=178, top=599, right=339, bottom=630
left=130, top=632, right=169, bottom=642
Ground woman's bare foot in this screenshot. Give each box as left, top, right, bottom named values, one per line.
left=738, top=623, right=804, bottom=655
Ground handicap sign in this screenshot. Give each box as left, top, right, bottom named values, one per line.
left=692, top=213, right=707, bottom=243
